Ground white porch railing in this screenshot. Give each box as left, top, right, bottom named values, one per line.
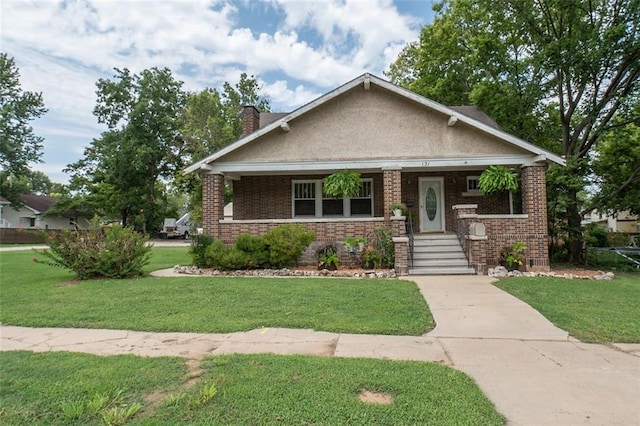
left=0, top=218, right=11, bottom=228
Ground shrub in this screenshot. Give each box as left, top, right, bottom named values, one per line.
left=204, top=239, right=227, bottom=269
left=235, top=233, right=269, bottom=268
left=263, top=224, right=315, bottom=268
left=362, top=245, right=382, bottom=268
left=218, top=247, right=250, bottom=270
left=370, top=226, right=395, bottom=268
left=36, top=218, right=151, bottom=280
left=316, top=243, right=340, bottom=270
left=190, top=234, right=214, bottom=267
left=584, top=223, right=609, bottom=248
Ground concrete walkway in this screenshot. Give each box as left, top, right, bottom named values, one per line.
left=1, top=275, right=639, bottom=425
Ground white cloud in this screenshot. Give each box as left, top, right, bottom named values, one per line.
left=261, top=79, right=322, bottom=110
left=2, top=0, right=426, bottom=183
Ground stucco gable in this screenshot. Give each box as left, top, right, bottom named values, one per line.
left=185, top=73, right=564, bottom=173
left=220, top=85, right=529, bottom=164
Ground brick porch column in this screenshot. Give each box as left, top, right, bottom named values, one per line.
left=521, top=164, right=550, bottom=271
left=383, top=168, right=402, bottom=226
left=390, top=216, right=408, bottom=275
left=202, top=172, right=225, bottom=239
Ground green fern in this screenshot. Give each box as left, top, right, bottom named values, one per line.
left=478, top=165, right=518, bottom=194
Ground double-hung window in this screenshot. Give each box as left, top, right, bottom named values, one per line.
left=292, top=179, right=373, bottom=218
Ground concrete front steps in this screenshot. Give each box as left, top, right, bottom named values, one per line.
left=409, top=234, right=476, bottom=275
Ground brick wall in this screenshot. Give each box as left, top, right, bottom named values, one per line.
left=521, top=164, right=550, bottom=270
left=219, top=218, right=385, bottom=267
left=383, top=168, right=402, bottom=226
left=202, top=173, right=225, bottom=237
left=232, top=173, right=384, bottom=220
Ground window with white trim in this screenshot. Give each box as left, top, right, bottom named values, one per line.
left=466, top=176, right=481, bottom=194
left=292, top=179, right=373, bottom=218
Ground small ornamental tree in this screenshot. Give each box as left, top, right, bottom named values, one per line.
left=35, top=218, right=152, bottom=279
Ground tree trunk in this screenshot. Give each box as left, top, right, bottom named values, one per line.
left=566, top=191, right=583, bottom=263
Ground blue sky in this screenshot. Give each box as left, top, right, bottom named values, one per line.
left=2, top=0, right=435, bottom=183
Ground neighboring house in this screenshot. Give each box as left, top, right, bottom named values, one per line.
left=583, top=210, right=639, bottom=233
left=186, top=73, right=564, bottom=275
left=0, top=194, right=88, bottom=230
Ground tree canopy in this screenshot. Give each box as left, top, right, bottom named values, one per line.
left=0, top=53, right=47, bottom=206
left=66, top=69, right=269, bottom=231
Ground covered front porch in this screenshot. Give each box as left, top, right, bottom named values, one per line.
left=200, top=159, right=551, bottom=275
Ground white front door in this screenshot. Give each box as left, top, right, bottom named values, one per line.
left=419, top=177, right=445, bottom=232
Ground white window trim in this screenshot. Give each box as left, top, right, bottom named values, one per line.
left=292, top=178, right=374, bottom=218
left=463, top=175, right=482, bottom=197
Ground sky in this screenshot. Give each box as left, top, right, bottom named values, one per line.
left=2, top=0, right=435, bottom=184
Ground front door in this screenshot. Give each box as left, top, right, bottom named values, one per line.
left=419, top=177, right=445, bottom=232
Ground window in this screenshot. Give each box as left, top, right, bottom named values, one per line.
left=293, top=181, right=316, bottom=216
left=292, top=179, right=373, bottom=218
left=466, top=176, right=480, bottom=193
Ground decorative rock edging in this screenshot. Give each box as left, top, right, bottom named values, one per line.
left=173, top=265, right=397, bottom=279
left=488, top=266, right=615, bottom=280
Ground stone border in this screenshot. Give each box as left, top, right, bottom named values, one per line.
left=488, top=266, right=615, bottom=280
left=172, top=265, right=397, bottom=279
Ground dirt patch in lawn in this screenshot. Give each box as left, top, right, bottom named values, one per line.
left=358, top=389, right=394, bottom=405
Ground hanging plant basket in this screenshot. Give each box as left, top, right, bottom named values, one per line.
left=478, top=165, right=519, bottom=195
left=323, top=170, right=362, bottom=198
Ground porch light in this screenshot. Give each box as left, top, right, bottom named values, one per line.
left=447, top=115, right=458, bottom=127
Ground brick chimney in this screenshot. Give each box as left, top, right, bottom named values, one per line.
left=241, top=105, right=260, bottom=137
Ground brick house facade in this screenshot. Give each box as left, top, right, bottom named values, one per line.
left=187, top=73, right=564, bottom=274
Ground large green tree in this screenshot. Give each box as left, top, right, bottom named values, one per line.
left=177, top=73, right=270, bottom=222
left=66, top=68, right=187, bottom=231
left=0, top=53, right=47, bottom=206
left=590, top=100, right=640, bottom=215
left=387, top=0, right=640, bottom=261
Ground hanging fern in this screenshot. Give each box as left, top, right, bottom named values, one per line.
left=323, top=170, right=362, bottom=198
left=478, top=165, right=519, bottom=194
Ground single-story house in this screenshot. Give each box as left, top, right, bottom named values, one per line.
left=583, top=210, right=639, bottom=234
left=0, top=194, right=88, bottom=230
left=186, top=73, right=564, bottom=275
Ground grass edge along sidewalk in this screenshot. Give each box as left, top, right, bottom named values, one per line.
left=0, top=351, right=505, bottom=425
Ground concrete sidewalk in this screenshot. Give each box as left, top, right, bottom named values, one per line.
left=2, top=275, right=639, bottom=425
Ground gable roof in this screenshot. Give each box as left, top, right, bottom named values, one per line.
left=20, top=194, right=58, bottom=214
left=185, top=73, right=564, bottom=174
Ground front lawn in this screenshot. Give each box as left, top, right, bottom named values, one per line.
left=0, top=249, right=433, bottom=335
left=494, top=275, right=640, bottom=343
left=0, top=351, right=504, bottom=425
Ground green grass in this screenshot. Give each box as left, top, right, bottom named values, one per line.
left=144, top=246, right=192, bottom=272
left=0, top=351, right=504, bottom=425
left=0, top=249, right=433, bottom=335
left=494, top=275, right=640, bottom=343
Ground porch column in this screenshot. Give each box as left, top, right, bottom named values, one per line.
left=521, top=164, right=550, bottom=271
left=383, top=168, right=402, bottom=225
left=202, top=172, right=225, bottom=239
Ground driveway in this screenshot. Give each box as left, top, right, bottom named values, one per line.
left=2, top=274, right=638, bottom=425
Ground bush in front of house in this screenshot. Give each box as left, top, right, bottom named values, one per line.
left=205, top=240, right=251, bottom=270
left=201, top=225, right=315, bottom=270
left=262, top=224, right=315, bottom=268
left=190, top=234, right=215, bottom=267
left=36, top=218, right=152, bottom=280
left=235, top=234, right=270, bottom=268
left=367, top=226, right=395, bottom=268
